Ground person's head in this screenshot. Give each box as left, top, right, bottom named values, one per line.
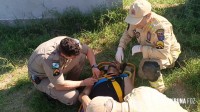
left=59, top=38, right=80, bottom=59
left=86, top=96, right=122, bottom=112
left=106, top=61, right=128, bottom=75
left=107, top=61, right=121, bottom=75
left=125, top=0, right=152, bottom=28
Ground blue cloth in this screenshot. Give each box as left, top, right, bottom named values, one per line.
left=93, top=74, right=128, bottom=88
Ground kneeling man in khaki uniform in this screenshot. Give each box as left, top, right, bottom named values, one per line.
left=115, top=0, right=181, bottom=93
left=28, top=36, right=100, bottom=105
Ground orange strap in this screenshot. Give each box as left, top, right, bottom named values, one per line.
left=111, top=80, right=123, bottom=102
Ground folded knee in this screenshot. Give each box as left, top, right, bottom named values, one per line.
left=60, top=90, right=79, bottom=105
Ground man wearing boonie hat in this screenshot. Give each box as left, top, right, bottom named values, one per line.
left=115, top=0, right=181, bottom=93
left=81, top=86, right=187, bottom=112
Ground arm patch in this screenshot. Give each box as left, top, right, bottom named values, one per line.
left=52, top=62, right=60, bottom=76
left=156, top=29, right=165, bottom=41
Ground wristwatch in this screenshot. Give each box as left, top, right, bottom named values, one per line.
left=91, top=64, right=98, bottom=68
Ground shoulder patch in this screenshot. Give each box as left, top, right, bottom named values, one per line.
left=146, top=32, right=151, bottom=43
left=53, top=69, right=60, bottom=76
left=52, top=62, right=59, bottom=69
left=156, top=41, right=164, bottom=49
left=52, top=62, right=60, bottom=76
left=156, top=29, right=165, bottom=41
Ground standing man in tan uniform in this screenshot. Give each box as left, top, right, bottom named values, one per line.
left=115, top=0, right=181, bottom=93
left=28, top=36, right=100, bottom=105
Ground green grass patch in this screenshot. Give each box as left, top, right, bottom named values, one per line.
left=0, top=0, right=200, bottom=111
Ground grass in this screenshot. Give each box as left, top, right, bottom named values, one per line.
left=0, top=0, right=200, bottom=111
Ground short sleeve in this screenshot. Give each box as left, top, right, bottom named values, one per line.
left=42, top=58, right=65, bottom=85
left=80, top=44, right=89, bottom=55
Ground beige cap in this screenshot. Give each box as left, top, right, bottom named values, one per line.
left=86, top=96, right=122, bottom=112
left=125, top=0, right=152, bottom=25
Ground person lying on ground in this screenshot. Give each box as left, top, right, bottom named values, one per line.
left=79, top=61, right=134, bottom=111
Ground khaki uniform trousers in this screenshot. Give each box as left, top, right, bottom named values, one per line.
left=33, top=79, right=79, bottom=105
left=32, top=54, right=86, bottom=105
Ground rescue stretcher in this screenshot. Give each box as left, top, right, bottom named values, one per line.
left=78, top=61, right=136, bottom=112
left=97, top=62, right=136, bottom=87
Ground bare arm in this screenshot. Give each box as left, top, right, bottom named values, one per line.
left=124, top=77, right=134, bottom=95
left=87, top=47, right=97, bottom=67
left=81, top=95, right=92, bottom=111
left=54, top=78, right=97, bottom=91
left=79, top=86, right=93, bottom=111
left=54, top=80, right=84, bottom=90
left=86, top=48, right=100, bottom=78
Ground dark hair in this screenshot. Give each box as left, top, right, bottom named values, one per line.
left=59, top=38, right=80, bottom=57
left=107, top=61, right=121, bottom=75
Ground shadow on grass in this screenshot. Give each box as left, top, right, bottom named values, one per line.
left=1, top=1, right=200, bottom=111
left=0, top=75, right=80, bottom=112
left=163, top=57, right=200, bottom=111
left=0, top=57, right=15, bottom=75
left=0, top=77, right=32, bottom=111
left=26, top=91, right=80, bottom=112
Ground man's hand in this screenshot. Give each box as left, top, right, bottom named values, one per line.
left=132, top=45, right=142, bottom=55
left=83, top=77, right=98, bottom=86
left=115, top=47, right=124, bottom=63
left=92, top=68, right=100, bottom=78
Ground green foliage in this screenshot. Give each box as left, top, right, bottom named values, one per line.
left=183, top=58, right=200, bottom=94
left=0, top=0, right=200, bottom=111
left=150, top=0, right=185, bottom=4
left=184, top=0, right=200, bottom=18
left=0, top=57, right=14, bottom=75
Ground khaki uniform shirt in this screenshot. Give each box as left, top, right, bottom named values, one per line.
left=121, top=87, right=187, bottom=112
left=28, top=36, right=88, bottom=85
left=86, top=87, right=187, bottom=112
left=119, top=12, right=181, bottom=68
